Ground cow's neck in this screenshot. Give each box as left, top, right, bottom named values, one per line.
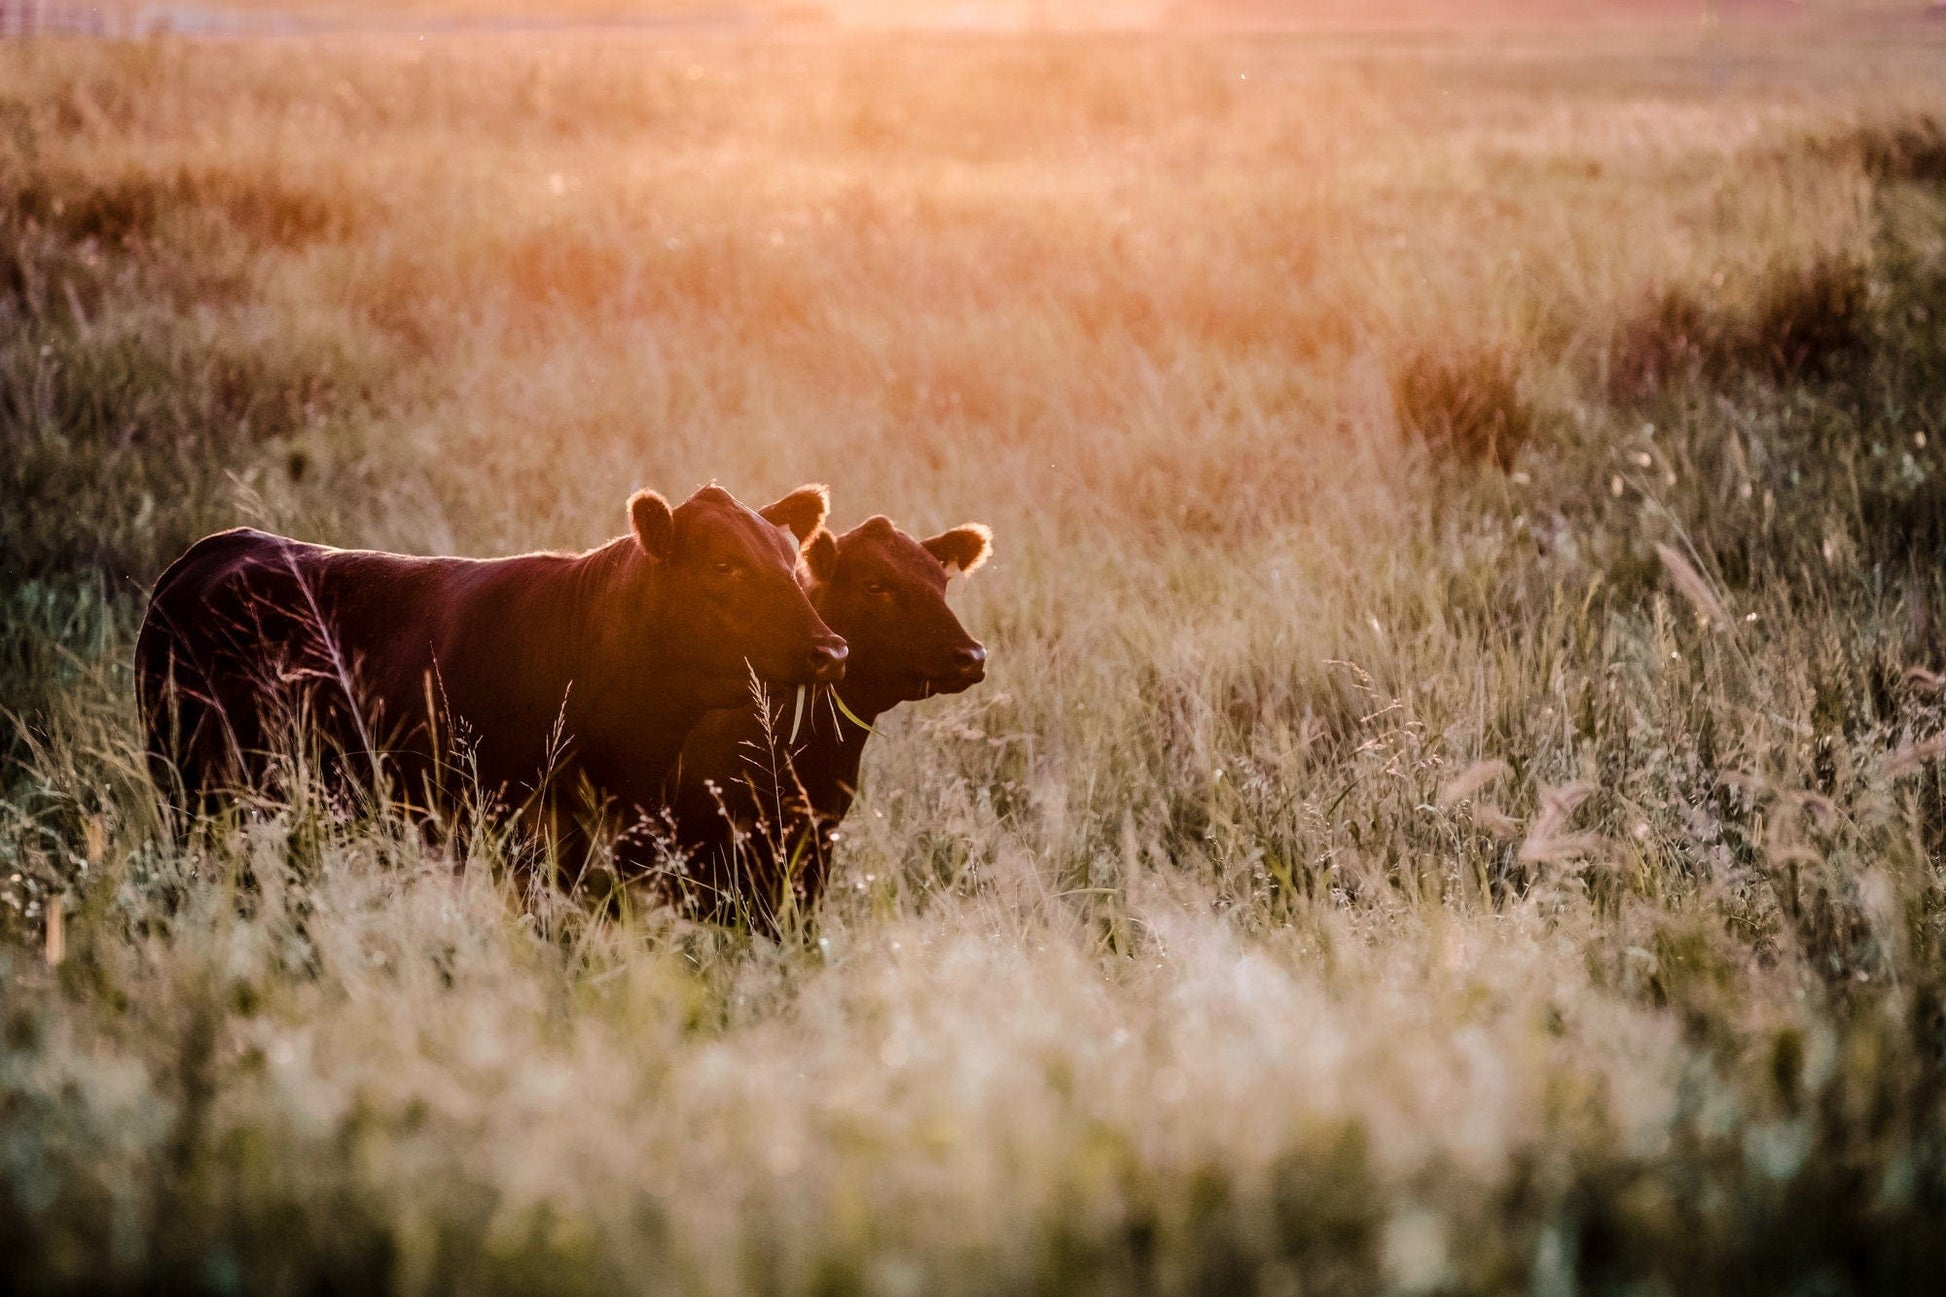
left=784, top=678, right=906, bottom=816
left=562, top=539, right=710, bottom=787
left=833, top=677, right=906, bottom=733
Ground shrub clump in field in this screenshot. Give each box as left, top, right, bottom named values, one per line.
left=1786, top=114, right=1946, bottom=187
left=1, top=161, right=355, bottom=252
left=1392, top=346, right=1534, bottom=470
left=1609, top=254, right=1870, bottom=399
left=1848, top=114, right=1946, bottom=186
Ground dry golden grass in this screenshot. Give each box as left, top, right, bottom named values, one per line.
left=5, top=22, right=1946, bottom=1293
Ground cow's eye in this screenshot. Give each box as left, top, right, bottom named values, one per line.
left=713, top=560, right=738, bottom=577
left=864, top=580, right=890, bottom=598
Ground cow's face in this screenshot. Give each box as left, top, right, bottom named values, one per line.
left=803, top=515, right=990, bottom=705
left=630, top=484, right=847, bottom=706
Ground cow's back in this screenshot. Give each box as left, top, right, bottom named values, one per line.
left=136, top=528, right=476, bottom=811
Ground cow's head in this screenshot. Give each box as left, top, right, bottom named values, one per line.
left=802, top=514, right=990, bottom=706
left=629, top=483, right=847, bottom=706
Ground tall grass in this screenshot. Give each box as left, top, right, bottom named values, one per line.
left=5, top=26, right=1946, bottom=1293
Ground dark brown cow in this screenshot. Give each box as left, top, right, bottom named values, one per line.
left=135, top=484, right=846, bottom=844
left=664, top=513, right=991, bottom=931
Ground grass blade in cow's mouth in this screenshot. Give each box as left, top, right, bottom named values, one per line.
left=832, top=689, right=879, bottom=736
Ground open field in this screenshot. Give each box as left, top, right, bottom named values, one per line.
left=6, top=20, right=1946, bottom=1293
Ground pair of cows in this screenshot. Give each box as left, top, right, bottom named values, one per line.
left=134, top=482, right=991, bottom=929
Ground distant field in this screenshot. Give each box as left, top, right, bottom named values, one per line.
left=161, top=0, right=767, bottom=25
left=5, top=23, right=1946, bottom=1294
left=23, top=1, right=1939, bottom=35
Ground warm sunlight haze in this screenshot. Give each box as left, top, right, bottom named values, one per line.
left=5, top=1, right=1946, bottom=1292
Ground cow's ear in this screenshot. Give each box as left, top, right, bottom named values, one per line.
left=804, top=528, right=839, bottom=583
left=923, top=524, right=992, bottom=576
left=629, top=490, right=674, bottom=562
left=759, top=484, right=830, bottom=547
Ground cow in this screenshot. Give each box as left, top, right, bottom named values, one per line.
left=134, top=484, right=846, bottom=857
left=662, top=513, right=991, bottom=932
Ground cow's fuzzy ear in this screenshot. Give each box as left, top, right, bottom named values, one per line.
left=923, top=524, right=992, bottom=576
left=759, top=484, right=831, bottom=546
left=629, top=489, right=674, bottom=562
left=804, top=528, right=839, bottom=582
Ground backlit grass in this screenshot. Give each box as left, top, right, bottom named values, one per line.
left=5, top=24, right=1946, bottom=1294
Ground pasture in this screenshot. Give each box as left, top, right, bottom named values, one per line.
left=5, top=17, right=1946, bottom=1292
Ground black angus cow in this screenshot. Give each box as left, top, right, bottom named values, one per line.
left=135, top=484, right=845, bottom=850
left=666, top=513, right=990, bottom=930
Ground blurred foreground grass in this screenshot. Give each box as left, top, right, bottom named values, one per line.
left=5, top=25, right=1946, bottom=1294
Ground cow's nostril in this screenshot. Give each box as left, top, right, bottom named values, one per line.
left=956, top=644, right=987, bottom=670
left=808, top=640, right=848, bottom=682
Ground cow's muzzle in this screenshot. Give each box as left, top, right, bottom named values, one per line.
left=946, top=642, right=987, bottom=686
left=805, top=637, right=849, bottom=684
